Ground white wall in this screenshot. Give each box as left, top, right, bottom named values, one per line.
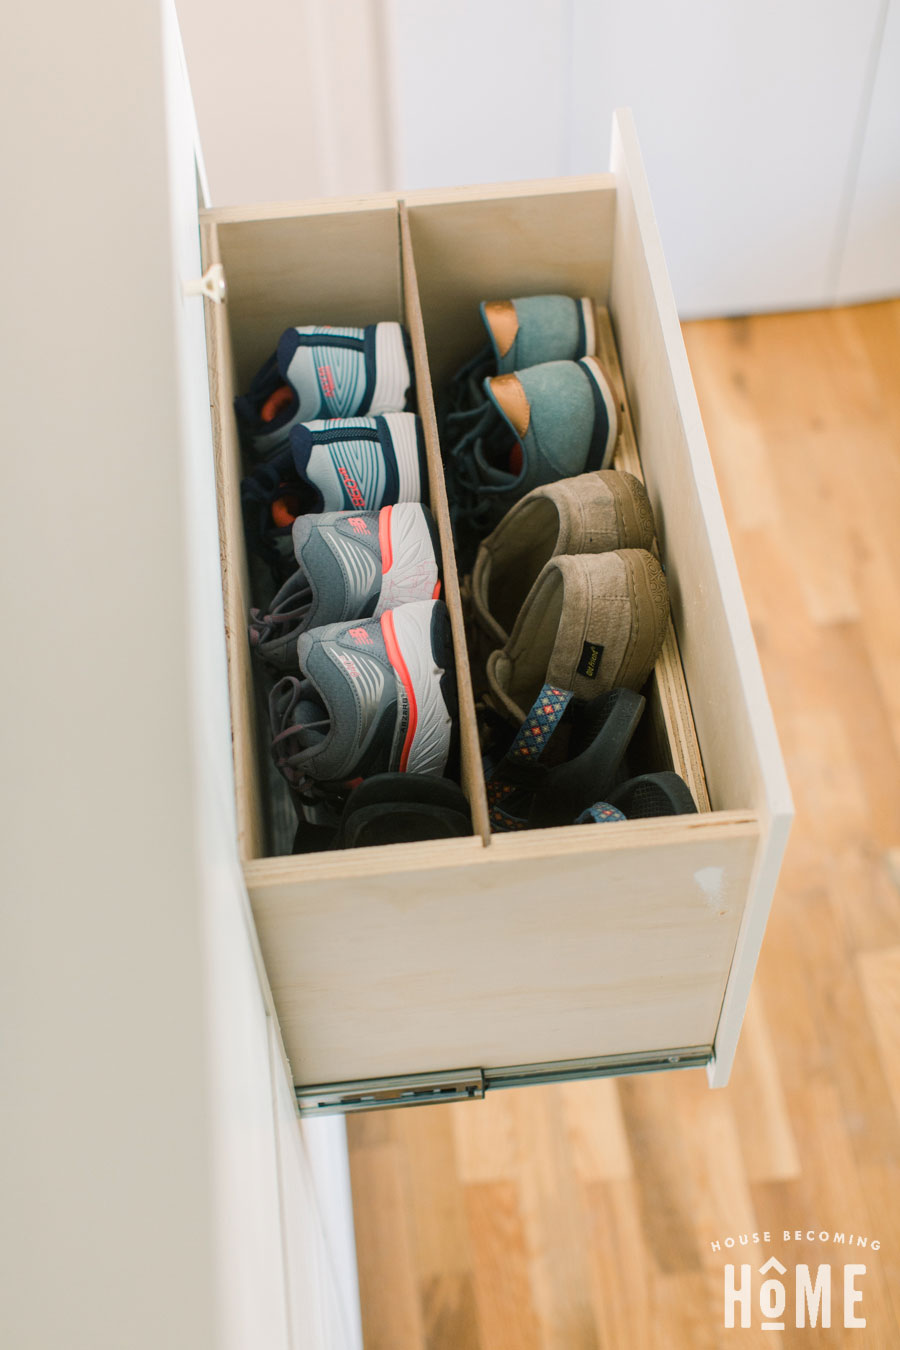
left=177, top=0, right=393, bottom=204
left=387, top=0, right=900, bottom=315
left=1, top=0, right=219, bottom=1345
left=178, top=0, right=900, bottom=316
left=1, top=3, right=361, bottom=1348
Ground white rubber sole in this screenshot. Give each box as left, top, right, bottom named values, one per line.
left=376, top=504, right=440, bottom=616
left=580, top=355, right=619, bottom=468
left=382, top=411, right=423, bottom=501
left=580, top=296, right=597, bottom=358
left=384, top=599, right=451, bottom=776
left=371, top=322, right=411, bottom=414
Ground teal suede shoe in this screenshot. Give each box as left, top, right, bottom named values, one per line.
left=446, top=356, right=619, bottom=564
left=448, top=294, right=597, bottom=413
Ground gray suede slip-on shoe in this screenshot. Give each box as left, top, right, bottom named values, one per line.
left=471, top=470, right=657, bottom=649
left=484, top=550, right=670, bottom=724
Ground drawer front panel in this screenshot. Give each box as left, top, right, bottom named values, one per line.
left=247, top=817, right=759, bottom=1086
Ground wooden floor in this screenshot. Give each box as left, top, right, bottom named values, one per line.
left=347, top=302, right=900, bottom=1348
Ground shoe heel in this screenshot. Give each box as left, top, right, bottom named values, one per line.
left=384, top=600, right=454, bottom=777
left=376, top=503, right=440, bottom=614
left=383, top=412, right=427, bottom=503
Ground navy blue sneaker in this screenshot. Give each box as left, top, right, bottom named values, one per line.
left=241, top=412, right=428, bottom=575
left=269, top=599, right=456, bottom=793
left=236, top=322, right=414, bottom=460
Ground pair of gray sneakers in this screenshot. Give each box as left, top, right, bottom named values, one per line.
left=258, top=505, right=456, bottom=790
left=471, top=470, right=670, bottom=723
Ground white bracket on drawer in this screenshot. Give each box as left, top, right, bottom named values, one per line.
left=182, top=262, right=226, bottom=303
left=295, top=1046, right=712, bottom=1116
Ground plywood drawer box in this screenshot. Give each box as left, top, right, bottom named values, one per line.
left=199, top=111, right=792, bottom=1115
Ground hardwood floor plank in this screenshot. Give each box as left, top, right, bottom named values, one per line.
left=464, top=1182, right=541, bottom=1350
left=559, top=1078, right=633, bottom=1184
left=512, top=1085, right=600, bottom=1350
left=584, top=1179, right=654, bottom=1350
left=721, top=989, right=801, bottom=1184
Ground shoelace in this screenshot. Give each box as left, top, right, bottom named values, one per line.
left=249, top=597, right=310, bottom=648
left=269, top=677, right=329, bottom=788
left=445, top=403, right=507, bottom=532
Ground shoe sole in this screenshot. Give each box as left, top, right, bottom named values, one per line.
left=380, top=600, right=453, bottom=775
left=371, top=322, right=412, bottom=414
left=615, top=549, right=670, bottom=690
left=580, top=356, right=619, bottom=469
left=604, top=470, right=657, bottom=551
left=376, top=503, right=441, bottom=616
left=382, top=411, right=427, bottom=503
left=607, top=771, right=697, bottom=818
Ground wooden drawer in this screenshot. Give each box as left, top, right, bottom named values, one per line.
left=200, top=111, right=792, bottom=1114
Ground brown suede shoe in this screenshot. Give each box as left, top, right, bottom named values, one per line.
left=485, top=549, right=669, bottom=723
left=472, top=470, right=657, bottom=648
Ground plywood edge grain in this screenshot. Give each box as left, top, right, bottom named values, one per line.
left=243, top=809, right=761, bottom=899
left=403, top=174, right=615, bottom=208
left=200, top=218, right=266, bottom=861
left=596, top=306, right=711, bottom=812
left=201, top=193, right=402, bottom=225
left=399, top=201, right=492, bottom=844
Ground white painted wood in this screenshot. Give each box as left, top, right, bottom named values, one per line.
left=270, top=1023, right=364, bottom=1350
left=606, top=109, right=793, bottom=1084
left=163, top=8, right=292, bottom=1346
left=167, top=7, right=363, bottom=1343
left=177, top=0, right=391, bottom=204
left=300, top=1116, right=364, bottom=1350
left=835, top=0, right=900, bottom=302
left=1, top=0, right=220, bottom=1345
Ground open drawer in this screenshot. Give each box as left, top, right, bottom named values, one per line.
left=200, top=111, right=792, bottom=1115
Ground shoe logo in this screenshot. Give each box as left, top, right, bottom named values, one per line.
left=347, top=627, right=373, bottom=646
left=335, top=650, right=361, bottom=680
left=337, top=465, right=366, bottom=509
left=347, top=517, right=370, bottom=535
left=328, top=645, right=387, bottom=743
left=577, top=641, right=604, bottom=679
left=317, top=364, right=336, bottom=397
left=325, top=529, right=378, bottom=602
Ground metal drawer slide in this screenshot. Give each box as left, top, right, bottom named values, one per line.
left=296, top=1045, right=711, bottom=1116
